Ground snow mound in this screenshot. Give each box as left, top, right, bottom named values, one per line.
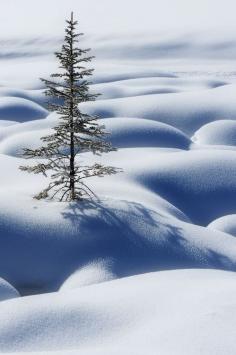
left=208, top=214, right=236, bottom=237
left=0, top=116, right=190, bottom=156
left=2, top=146, right=236, bottom=293
left=82, top=84, right=236, bottom=135
left=0, top=113, right=57, bottom=156
left=0, top=277, right=19, bottom=301
left=0, top=129, right=53, bottom=156
left=103, top=117, right=190, bottom=149
left=193, top=119, right=236, bottom=146
left=0, top=120, right=18, bottom=127
left=0, top=97, right=47, bottom=122
left=1, top=182, right=236, bottom=294
left=91, top=77, right=226, bottom=100
left=0, top=87, right=46, bottom=106
left=2, top=1, right=236, bottom=354
left=1, top=269, right=236, bottom=355
left=60, top=259, right=115, bottom=290
left=92, top=148, right=236, bottom=225
left=0, top=113, right=57, bottom=140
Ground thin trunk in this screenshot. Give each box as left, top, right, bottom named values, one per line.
left=69, top=12, right=75, bottom=200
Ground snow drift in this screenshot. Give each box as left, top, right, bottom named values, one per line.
left=82, top=84, right=236, bottom=135
left=193, top=119, right=236, bottom=146
left=208, top=215, right=236, bottom=237
left=0, top=277, right=19, bottom=301
left=0, top=97, right=47, bottom=122
left=1, top=270, right=236, bottom=355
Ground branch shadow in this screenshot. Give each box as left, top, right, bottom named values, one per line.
left=60, top=199, right=236, bottom=284
left=0, top=198, right=235, bottom=296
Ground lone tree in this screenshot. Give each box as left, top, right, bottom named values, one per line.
left=20, top=12, right=118, bottom=201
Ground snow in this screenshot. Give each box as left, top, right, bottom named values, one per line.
left=2, top=150, right=236, bottom=294
left=90, top=77, right=226, bottom=100
left=1, top=270, right=236, bottom=355
left=0, top=172, right=233, bottom=294
left=102, top=118, right=191, bottom=149
left=81, top=148, right=236, bottom=225
left=0, top=97, right=47, bottom=122
left=0, top=128, right=52, bottom=156
left=0, top=0, right=235, bottom=38
left=0, top=0, right=236, bottom=354
left=82, top=84, right=236, bottom=135
left=0, top=117, right=190, bottom=156
left=60, top=259, right=115, bottom=290
left=193, top=119, right=236, bottom=146
left=0, top=277, right=19, bottom=301
left=208, top=215, right=236, bottom=237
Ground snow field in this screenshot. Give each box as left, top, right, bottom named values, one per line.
left=0, top=1, right=236, bottom=353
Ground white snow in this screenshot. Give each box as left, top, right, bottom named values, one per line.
left=1, top=270, right=236, bottom=355
left=0, top=277, right=19, bottom=301
left=193, top=119, right=236, bottom=146
left=0, top=97, right=47, bottom=122
left=82, top=84, right=236, bottom=135
left=60, top=259, right=115, bottom=290
left=0, top=0, right=236, bottom=354
left=208, top=215, right=236, bottom=237
left=102, top=117, right=191, bottom=149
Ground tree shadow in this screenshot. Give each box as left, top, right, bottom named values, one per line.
left=61, top=198, right=236, bottom=274
left=1, top=198, right=235, bottom=296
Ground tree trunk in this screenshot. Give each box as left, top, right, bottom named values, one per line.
left=70, top=125, right=75, bottom=200
left=69, top=12, right=76, bottom=200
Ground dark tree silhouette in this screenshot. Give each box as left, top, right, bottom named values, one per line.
left=20, top=12, right=119, bottom=201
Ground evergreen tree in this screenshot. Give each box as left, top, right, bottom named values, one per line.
left=20, top=12, right=119, bottom=201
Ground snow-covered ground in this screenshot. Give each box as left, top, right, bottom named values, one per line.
left=1, top=0, right=236, bottom=354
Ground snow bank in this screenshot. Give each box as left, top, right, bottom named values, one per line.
left=82, top=84, right=236, bottom=135
left=0, top=113, right=56, bottom=140
left=193, top=119, right=236, bottom=146
left=0, top=97, right=47, bottom=122
left=208, top=214, right=236, bottom=237
left=0, top=87, right=46, bottom=106
left=0, top=278, right=19, bottom=302
left=1, top=172, right=236, bottom=294
left=0, top=116, right=190, bottom=156
left=88, top=148, right=236, bottom=225
left=0, top=128, right=53, bottom=156
left=0, top=120, right=18, bottom=127
left=1, top=269, right=236, bottom=355
left=1, top=143, right=236, bottom=293
left=91, top=76, right=226, bottom=100
left=0, top=113, right=58, bottom=156
left=103, top=117, right=190, bottom=149
left=60, top=258, right=115, bottom=290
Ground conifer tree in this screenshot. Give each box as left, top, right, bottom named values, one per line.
left=20, top=12, right=118, bottom=201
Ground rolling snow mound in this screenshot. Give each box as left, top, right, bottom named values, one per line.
left=0, top=277, right=19, bottom=302
left=208, top=215, right=236, bottom=237
left=82, top=84, right=236, bottom=135
left=193, top=119, right=236, bottom=146
left=60, top=259, right=115, bottom=290
left=102, top=117, right=190, bottom=149
left=0, top=270, right=236, bottom=355
left=0, top=116, right=191, bottom=156
left=0, top=97, right=47, bottom=122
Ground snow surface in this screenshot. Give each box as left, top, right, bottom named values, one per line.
left=1, top=0, right=236, bottom=354
left=1, top=270, right=236, bottom=355
left=193, top=119, right=236, bottom=146
left=0, top=277, right=19, bottom=301
left=208, top=215, right=236, bottom=237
